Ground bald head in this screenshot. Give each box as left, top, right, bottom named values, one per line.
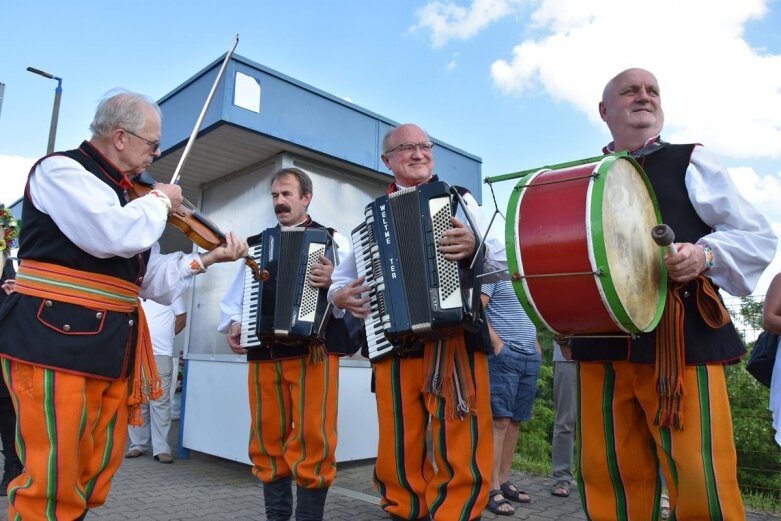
left=599, top=68, right=664, bottom=152
left=381, top=123, right=435, bottom=187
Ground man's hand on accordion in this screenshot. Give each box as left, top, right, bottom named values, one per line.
left=332, top=278, right=371, bottom=319
left=309, top=255, right=334, bottom=288
left=227, top=321, right=247, bottom=354
left=438, top=216, right=476, bottom=261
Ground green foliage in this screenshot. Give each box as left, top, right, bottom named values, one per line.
left=515, top=363, right=554, bottom=471
left=727, top=346, right=781, bottom=504
left=739, top=296, right=764, bottom=331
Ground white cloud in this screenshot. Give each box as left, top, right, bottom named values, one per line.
left=416, top=0, right=781, bottom=160
left=413, top=0, right=524, bottom=48
left=488, top=0, right=781, bottom=159
left=1, top=154, right=35, bottom=205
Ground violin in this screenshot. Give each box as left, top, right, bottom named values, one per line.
left=129, top=172, right=261, bottom=281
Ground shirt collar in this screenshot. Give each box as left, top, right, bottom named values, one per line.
left=386, top=175, right=439, bottom=194
left=603, top=135, right=667, bottom=158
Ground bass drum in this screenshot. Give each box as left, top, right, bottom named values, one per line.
left=506, top=154, right=666, bottom=336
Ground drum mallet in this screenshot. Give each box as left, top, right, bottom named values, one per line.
left=651, top=224, right=678, bottom=255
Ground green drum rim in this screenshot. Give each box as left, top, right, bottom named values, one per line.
left=588, top=154, right=668, bottom=333
left=506, top=169, right=551, bottom=332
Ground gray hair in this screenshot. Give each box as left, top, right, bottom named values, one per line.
left=89, top=90, right=161, bottom=138
left=269, top=167, right=313, bottom=197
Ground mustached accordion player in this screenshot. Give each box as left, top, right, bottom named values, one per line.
left=229, top=224, right=359, bottom=361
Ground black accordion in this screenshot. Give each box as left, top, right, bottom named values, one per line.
left=351, top=181, right=480, bottom=361
left=240, top=227, right=334, bottom=348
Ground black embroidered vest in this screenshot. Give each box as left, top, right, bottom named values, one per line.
left=0, top=142, right=151, bottom=378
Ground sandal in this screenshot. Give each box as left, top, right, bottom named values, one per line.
left=500, top=481, right=531, bottom=504
left=551, top=481, right=570, bottom=497
left=487, top=490, right=515, bottom=516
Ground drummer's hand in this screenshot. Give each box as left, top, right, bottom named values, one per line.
left=332, top=278, right=371, bottom=319
left=665, top=242, right=707, bottom=283
left=200, top=232, right=249, bottom=267
left=227, top=321, right=247, bottom=355
left=439, top=217, right=476, bottom=261
left=309, top=255, right=334, bottom=288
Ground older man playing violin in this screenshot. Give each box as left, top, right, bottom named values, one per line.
left=0, top=90, right=247, bottom=520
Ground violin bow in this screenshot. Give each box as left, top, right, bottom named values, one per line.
left=170, top=34, right=240, bottom=185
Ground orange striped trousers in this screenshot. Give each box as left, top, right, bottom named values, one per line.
left=2, top=358, right=128, bottom=521
left=247, top=355, right=339, bottom=489
left=373, top=351, right=492, bottom=521
left=577, top=361, right=745, bottom=520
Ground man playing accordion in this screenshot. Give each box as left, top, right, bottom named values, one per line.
left=329, top=124, right=507, bottom=521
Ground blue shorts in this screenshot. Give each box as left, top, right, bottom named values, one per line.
left=488, top=347, right=541, bottom=421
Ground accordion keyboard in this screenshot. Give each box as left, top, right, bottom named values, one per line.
left=240, top=242, right=263, bottom=348
left=352, top=212, right=394, bottom=361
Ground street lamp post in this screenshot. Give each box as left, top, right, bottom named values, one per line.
left=26, top=67, right=62, bottom=154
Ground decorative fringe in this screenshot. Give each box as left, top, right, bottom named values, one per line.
left=654, top=275, right=731, bottom=430
left=127, top=303, right=163, bottom=427
left=307, top=341, right=327, bottom=364
left=422, top=334, right=476, bottom=420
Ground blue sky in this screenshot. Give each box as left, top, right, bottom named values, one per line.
left=1, top=0, right=779, bottom=293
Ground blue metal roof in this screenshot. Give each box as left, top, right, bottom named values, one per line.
left=156, top=52, right=483, bottom=202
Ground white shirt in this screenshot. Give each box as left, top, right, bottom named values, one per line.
left=218, top=227, right=351, bottom=333
left=29, top=154, right=208, bottom=304
left=327, top=187, right=508, bottom=317
left=141, top=296, right=186, bottom=356
left=684, top=145, right=776, bottom=296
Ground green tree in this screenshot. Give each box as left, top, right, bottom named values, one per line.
left=740, top=295, right=764, bottom=331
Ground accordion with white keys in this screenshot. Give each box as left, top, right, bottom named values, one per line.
left=240, top=227, right=334, bottom=348
left=351, top=181, right=481, bottom=361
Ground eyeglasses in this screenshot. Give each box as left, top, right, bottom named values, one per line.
left=385, top=141, right=434, bottom=155
left=122, top=128, right=160, bottom=153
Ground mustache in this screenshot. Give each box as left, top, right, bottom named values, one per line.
left=274, top=204, right=291, bottom=214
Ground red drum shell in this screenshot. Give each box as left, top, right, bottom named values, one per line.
left=506, top=155, right=665, bottom=336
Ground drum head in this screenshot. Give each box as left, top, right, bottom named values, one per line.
left=592, top=156, right=665, bottom=332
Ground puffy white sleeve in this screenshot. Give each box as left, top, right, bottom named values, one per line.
left=686, top=146, right=777, bottom=296
left=28, top=155, right=170, bottom=258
